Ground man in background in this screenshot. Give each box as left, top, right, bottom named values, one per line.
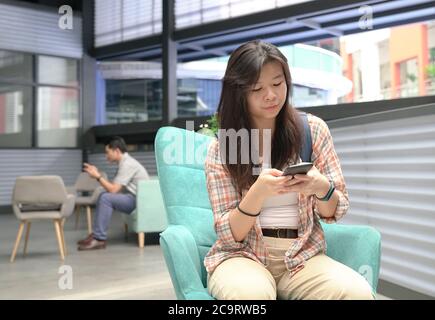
left=78, top=136, right=149, bottom=250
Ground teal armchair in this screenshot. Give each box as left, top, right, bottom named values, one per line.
left=155, top=127, right=381, bottom=300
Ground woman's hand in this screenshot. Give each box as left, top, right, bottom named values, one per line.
left=284, top=165, right=330, bottom=198
left=253, top=168, right=294, bottom=198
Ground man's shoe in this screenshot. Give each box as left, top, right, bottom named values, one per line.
left=77, top=233, right=94, bottom=246
left=78, top=238, right=106, bottom=251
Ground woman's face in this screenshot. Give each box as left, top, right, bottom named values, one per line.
left=246, top=60, right=287, bottom=126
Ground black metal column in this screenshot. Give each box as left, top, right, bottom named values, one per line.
left=162, top=0, right=177, bottom=125
left=82, top=0, right=95, bottom=56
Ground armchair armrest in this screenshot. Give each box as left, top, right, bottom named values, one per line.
left=160, top=225, right=214, bottom=300
left=61, top=194, right=76, bottom=218
left=321, top=222, right=381, bottom=292
left=131, top=179, right=167, bottom=233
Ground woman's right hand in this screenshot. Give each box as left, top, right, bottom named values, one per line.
left=253, top=168, right=293, bottom=198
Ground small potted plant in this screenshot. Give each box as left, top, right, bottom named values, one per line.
left=197, top=113, right=218, bottom=137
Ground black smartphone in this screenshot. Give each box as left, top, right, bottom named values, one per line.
left=282, top=162, right=313, bottom=176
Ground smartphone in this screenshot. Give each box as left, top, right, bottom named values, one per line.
left=282, top=162, right=313, bottom=176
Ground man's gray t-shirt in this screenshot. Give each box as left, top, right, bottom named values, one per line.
left=113, top=153, right=149, bottom=196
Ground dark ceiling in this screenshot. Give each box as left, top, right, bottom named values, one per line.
left=15, top=0, right=82, bottom=11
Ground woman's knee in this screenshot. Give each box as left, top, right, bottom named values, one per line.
left=288, top=255, right=375, bottom=300
left=219, top=284, right=276, bottom=300
left=321, top=274, right=375, bottom=300
left=340, top=280, right=375, bottom=300
left=208, top=257, right=276, bottom=300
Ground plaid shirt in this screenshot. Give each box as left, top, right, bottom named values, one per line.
left=204, top=113, right=349, bottom=276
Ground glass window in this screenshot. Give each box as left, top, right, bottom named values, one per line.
left=96, top=20, right=435, bottom=123
left=293, top=85, right=328, bottom=108
left=0, top=52, right=80, bottom=148
left=0, top=84, right=32, bottom=147
left=177, top=78, right=222, bottom=118
left=105, top=79, right=162, bottom=124
left=0, top=50, right=32, bottom=83
left=98, top=60, right=222, bottom=122
left=37, top=87, right=79, bottom=147
left=38, top=56, right=78, bottom=87
left=97, top=60, right=163, bottom=124
left=172, top=20, right=435, bottom=109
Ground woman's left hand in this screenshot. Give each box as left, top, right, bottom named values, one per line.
left=284, top=165, right=330, bottom=198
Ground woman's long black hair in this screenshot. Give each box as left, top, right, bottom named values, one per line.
left=217, top=40, right=303, bottom=194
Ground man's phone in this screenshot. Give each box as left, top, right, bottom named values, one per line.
left=282, top=162, right=313, bottom=176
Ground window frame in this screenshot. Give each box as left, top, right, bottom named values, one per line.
left=0, top=49, right=81, bottom=149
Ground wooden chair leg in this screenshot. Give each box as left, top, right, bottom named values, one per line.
left=60, top=223, right=67, bottom=256
left=75, top=205, right=80, bottom=229
left=54, top=219, right=65, bottom=260
left=23, top=221, right=32, bottom=256
left=124, top=223, right=128, bottom=241
left=86, top=206, right=92, bottom=235
left=10, top=221, right=25, bottom=263
left=138, top=232, right=144, bottom=248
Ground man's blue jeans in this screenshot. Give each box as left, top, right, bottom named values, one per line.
left=93, top=192, right=136, bottom=241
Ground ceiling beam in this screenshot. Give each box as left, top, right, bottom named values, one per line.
left=286, top=18, right=343, bottom=37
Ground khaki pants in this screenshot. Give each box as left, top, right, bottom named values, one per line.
left=208, top=236, right=374, bottom=300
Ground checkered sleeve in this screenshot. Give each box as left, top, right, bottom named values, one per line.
left=205, top=140, right=248, bottom=249
left=310, top=115, right=349, bottom=223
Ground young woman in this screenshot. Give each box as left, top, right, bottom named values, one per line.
left=204, top=40, right=373, bottom=300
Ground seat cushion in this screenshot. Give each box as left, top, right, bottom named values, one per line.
left=75, top=196, right=95, bottom=206
left=20, top=211, right=64, bottom=219
left=19, top=203, right=62, bottom=212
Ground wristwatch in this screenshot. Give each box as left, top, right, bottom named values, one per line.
left=315, top=180, right=335, bottom=201
left=97, top=175, right=102, bottom=182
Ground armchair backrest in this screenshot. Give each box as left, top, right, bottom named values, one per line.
left=13, top=175, right=67, bottom=204
left=12, top=175, right=68, bottom=219
left=74, top=172, right=107, bottom=192
left=155, top=127, right=217, bottom=285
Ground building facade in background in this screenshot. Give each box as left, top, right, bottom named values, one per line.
left=341, top=21, right=435, bottom=102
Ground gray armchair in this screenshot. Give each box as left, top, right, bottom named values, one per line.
left=67, top=172, right=107, bottom=235
left=11, top=176, right=75, bottom=262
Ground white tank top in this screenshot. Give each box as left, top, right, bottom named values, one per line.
left=259, top=192, right=299, bottom=229
left=253, top=157, right=300, bottom=229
